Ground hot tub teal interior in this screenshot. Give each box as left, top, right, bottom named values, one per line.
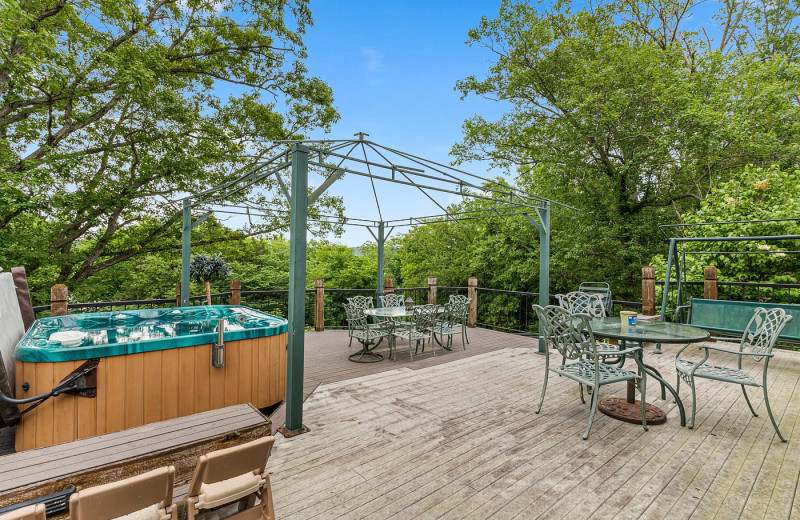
left=15, top=305, right=288, bottom=362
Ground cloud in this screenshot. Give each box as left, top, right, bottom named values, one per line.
left=362, top=47, right=384, bottom=72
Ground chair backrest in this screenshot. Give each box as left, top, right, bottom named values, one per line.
left=740, top=307, right=793, bottom=362
left=379, top=294, right=405, bottom=308
left=69, top=466, right=176, bottom=520
left=413, top=304, right=439, bottom=331
left=578, top=282, right=612, bottom=315
left=0, top=504, right=45, bottom=520
left=347, top=296, right=374, bottom=312
left=556, top=292, right=606, bottom=318
left=343, top=302, right=369, bottom=331
left=449, top=294, right=470, bottom=305
left=186, top=436, right=275, bottom=519
left=448, top=300, right=469, bottom=323
left=534, top=305, right=596, bottom=360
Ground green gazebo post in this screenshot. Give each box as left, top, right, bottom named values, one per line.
left=376, top=222, right=385, bottom=306
left=284, top=144, right=309, bottom=434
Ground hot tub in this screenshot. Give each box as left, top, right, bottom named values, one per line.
left=13, top=305, right=288, bottom=451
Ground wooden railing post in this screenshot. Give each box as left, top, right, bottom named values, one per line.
left=427, top=277, right=438, bottom=305
left=383, top=277, right=394, bottom=295
left=175, top=282, right=181, bottom=307
left=642, top=266, right=656, bottom=315
left=230, top=278, right=241, bottom=305
left=315, top=278, right=325, bottom=331
left=704, top=267, right=718, bottom=300
left=467, top=277, right=478, bottom=328
left=51, top=284, right=68, bottom=316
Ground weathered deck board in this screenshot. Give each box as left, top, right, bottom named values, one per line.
left=268, top=330, right=800, bottom=519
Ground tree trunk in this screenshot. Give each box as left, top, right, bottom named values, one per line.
left=205, top=280, right=211, bottom=305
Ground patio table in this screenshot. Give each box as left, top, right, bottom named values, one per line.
left=590, top=317, right=710, bottom=426
left=364, top=306, right=446, bottom=353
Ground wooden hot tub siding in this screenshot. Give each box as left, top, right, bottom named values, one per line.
left=14, top=333, right=287, bottom=452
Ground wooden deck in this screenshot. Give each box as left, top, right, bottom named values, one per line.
left=269, top=328, right=800, bottom=519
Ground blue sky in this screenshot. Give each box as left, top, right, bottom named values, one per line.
left=299, top=1, right=511, bottom=246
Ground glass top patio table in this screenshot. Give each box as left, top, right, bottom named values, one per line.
left=589, top=318, right=710, bottom=344
left=588, top=317, right=709, bottom=427
left=363, top=306, right=443, bottom=318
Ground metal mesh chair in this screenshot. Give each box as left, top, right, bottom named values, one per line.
left=343, top=302, right=390, bottom=363
left=675, top=307, right=793, bottom=440
left=534, top=305, right=647, bottom=439
left=436, top=301, right=468, bottom=350
left=448, top=294, right=471, bottom=344
left=391, top=304, right=439, bottom=361
left=579, top=281, right=613, bottom=316
left=555, top=291, right=625, bottom=366
left=379, top=293, right=406, bottom=307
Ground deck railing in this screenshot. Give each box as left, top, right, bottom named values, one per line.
left=31, top=274, right=800, bottom=336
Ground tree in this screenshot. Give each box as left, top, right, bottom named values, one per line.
left=650, top=165, right=800, bottom=285
left=190, top=252, right=232, bottom=305
left=0, top=0, right=341, bottom=290
left=451, top=0, right=800, bottom=298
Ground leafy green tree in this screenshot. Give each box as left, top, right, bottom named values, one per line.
left=450, top=0, right=800, bottom=299
left=190, top=253, right=232, bottom=304
left=0, top=0, right=340, bottom=289
left=651, top=165, right=800, bottom=285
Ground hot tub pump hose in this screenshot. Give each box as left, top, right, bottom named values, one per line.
left=0, top=358, right=99, bottom=415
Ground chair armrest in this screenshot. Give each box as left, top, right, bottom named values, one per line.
left=699, top=344, right=774, bottom=357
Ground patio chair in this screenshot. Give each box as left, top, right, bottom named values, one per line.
left=379, top=293, right=406, bottom=307
left=343, top=302, right=391, bottom=362
left=555, top=291, right=625, bottom=367
left=344, top=296, right=382, bottom=347
left=391, top=304, right=439, bottom=361
left=185, top=436, right=276, bottom=520
left=0, top=505, right=45, bottom=520
left=448, top=294, right=471, bottom=344
left=436, top=301, right=468, bottom=350
left=675, top=307, right=793, bottom=441
left=579, top=281, right=613, bottom=316
left=69, top=466, right=177, bottom=520
left=533, top=305, right=647, bottom=440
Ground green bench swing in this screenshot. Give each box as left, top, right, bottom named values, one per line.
left=679, top=298, right=800, bottom=344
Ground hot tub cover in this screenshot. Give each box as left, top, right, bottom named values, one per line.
left=15, top=306, right=288, bottom=362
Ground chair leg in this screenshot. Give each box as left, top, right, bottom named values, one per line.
left=583, top=383, right=600, bottom=440
left=741, top=385, right=758, bottom=417
left=762, top=385, right=787, bottom=442
left=536, top=368, right=549, bottom=414
left=579, top=383, right=586, bottom=404
left=464, top=322, right=470, bottom=344
left=688, top=377, right=697, bottom=429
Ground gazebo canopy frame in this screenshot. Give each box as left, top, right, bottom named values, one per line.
left=179, top=137, right=572, bottom=433
left=657, top=219, right=800, bottom=321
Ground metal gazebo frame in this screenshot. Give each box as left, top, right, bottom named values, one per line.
left=178, top=137, right=572, bottom=433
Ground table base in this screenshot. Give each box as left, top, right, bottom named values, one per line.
left=348, top=349, right=384, bottom=363
left=598, top=397, right=667, bottom=425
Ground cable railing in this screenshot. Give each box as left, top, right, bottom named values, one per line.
left=32, top=280, right=798, bottom=335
